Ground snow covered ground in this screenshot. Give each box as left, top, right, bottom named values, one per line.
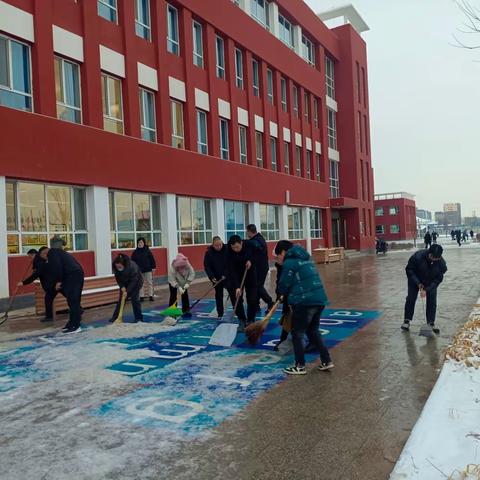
left=390, top=302, right=480, bottom=479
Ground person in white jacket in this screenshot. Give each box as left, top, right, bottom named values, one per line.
left=168, top=253, right=195, bottom=317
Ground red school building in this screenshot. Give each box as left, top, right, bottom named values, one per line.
left=374, top=193, right=417, bottom=241
left=0, top=0, right=375, bottom=299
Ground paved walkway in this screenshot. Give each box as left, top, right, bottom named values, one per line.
left=1, top=242, right=479, bottom=479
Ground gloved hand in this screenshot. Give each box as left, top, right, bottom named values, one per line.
left=179, top=287, right=185, bottom=295
left=184, top=283, right=190, bottom=290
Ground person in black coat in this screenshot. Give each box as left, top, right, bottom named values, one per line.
left=401, top=244, right=447, bottom=334
left=203, top=236, right=227, bottom=318
left=246, top=224, right=274, bottom=313
left=455, top=229, right=462, bottom=246
left=43, top=247, right=85, bottom=333
left=19, top=247, right=58, bottom=322
left=226, top=235, right=257, bottom=330
left=111, top=254, right=144, bottom=323
left=423, top=231, right=432, bottom=249
left=131, top=237, right=156, bottom=302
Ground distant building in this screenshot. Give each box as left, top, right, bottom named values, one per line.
left=464, top=217, right=480, bottom=228
left=416, top=209, right=432, bottom=221
left=374, top=193, right=417, bottom=241
left=443, top=203, right=462, bottom=226
left=435, top=211, right=446, bottom=225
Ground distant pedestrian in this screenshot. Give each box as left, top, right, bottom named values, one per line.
left=432, top=231, right=438, bottom=244
left=470, top=230, right=474, bottom=240
left=424, top=231, right=432, bottom=249
left=204, top=236, right=227, bottom=318
left=456, top=229, right=462, bottom=246
left=131, top=237, right=156, bottom=302
left=111, top=254, right=144, bottom=323
left=401, top=244, right=447, bottom=335
left=168, top=254, right=195, bottom=317
left=450, top=230, right=455, bottom=241
left=462, top=229, right=468, bottom=243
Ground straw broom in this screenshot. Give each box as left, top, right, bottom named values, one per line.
left=245, top=297, right=282, bottom=345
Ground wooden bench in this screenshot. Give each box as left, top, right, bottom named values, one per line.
left=34, top=274, right=119, bottom=316
left=312, top=247, right=345, bottom=264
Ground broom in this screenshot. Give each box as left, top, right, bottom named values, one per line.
left=113, top=291, right=127, bottom=324
left=245, top=297, right=282, bottom=345
left=181, top=277, right=225, bottom=318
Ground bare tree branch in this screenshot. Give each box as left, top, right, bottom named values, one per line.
left=453, top=0, right=480, bottom=50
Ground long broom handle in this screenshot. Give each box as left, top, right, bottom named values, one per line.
left=114, top=292, right=127, bottom=323
left=232, top=267, right=248, bottom=319
left=1, top=260, right=33, bottom=318
left=183, top=277, right=225, bottom=315
left=260, top=297, right=282, bottom=326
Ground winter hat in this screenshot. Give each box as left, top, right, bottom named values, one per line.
left=428, top=244, right=443, bottom=259
left=172, top=253, right=188, bottom=270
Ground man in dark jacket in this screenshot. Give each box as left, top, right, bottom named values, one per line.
left=456, top=229, right=462, bottom=246
left=131, top=237, right=156, bottom=302
left=424, top=231, right=432, bottom=249
left=432, top=231, right=438, bottom=244
left=247, top=224, right=274, bottom=313
left=20, top=247, right=57, bottom=322
left=276, top=240, right=333, bottom=375
left=225, top=235, right=257, bottom=330
left=43, top=247, right=85, bottom=333
left=204, top=236, right=227, bottom=318
left=401, top=244, right=447, bottom=334
left=111, top=254, right=144, bottom=322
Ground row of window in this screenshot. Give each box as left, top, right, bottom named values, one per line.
left=376, top=224, right=400, bottom=235
left=375, top=206, right=400, bottom=216
left=5, top=180, right=324, bottom=253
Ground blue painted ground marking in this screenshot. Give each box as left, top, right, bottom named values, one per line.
left=0, top=299, right=381, bottom=436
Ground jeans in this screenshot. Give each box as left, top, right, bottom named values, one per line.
left=404, top=282, right=437, bottom=324
left=227, top=284, right=257, bottom=323
left=214, top=284, right=225, bottom=317
left=61, top=271, right=84, bottom=329
left=291, top=305, right=331, bottom=367
left=112, top=288, right=143, bottom=321
left=140, top=271, right=154, bottom=298
left=169, top=284, right=190, bottom=313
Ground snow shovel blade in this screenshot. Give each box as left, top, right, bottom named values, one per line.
left=277, top=338, right=294, bottom=355
left=209, top=323, right=238, bottom=347
left=419, top=325, right=434, bottom=338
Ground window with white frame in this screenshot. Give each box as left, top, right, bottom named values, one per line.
left=109, top=190, right=161, bottom=249
left=235, top=48, right=244, bottom=89
left=280, top=77, right=287, bottom=112
left=329, top=159, right=340, bottom=198
left=55, top=56, right=81, bottom=124
left=177, top=196, right=212, bottom=245
left=135, top=0, right=151, bottom=40
left=376, top=225, right=384, bottom=235
left=101, top=73, right=123, bottom=134
left=224, top=201, right=248, bottom=239
left=327, top=108, right=337, bottom=150
left=304, top=92, right=310, bottom=123
left=310, top=209, right=323, bottom=238
left=260, top=204, right=279, bottom=240
left=6, top=181, right=88, bottom=254
left=284, top=141, right=290, bottom=174
left=196, top=109, right=208, bottom=154
left=270, top=137, right=277, bottom=171
left=252, top=59, right=260, bottom=97
left=313, top=97, right=319, bottom=128
left=255, top=131, right=264, bottom=167
left=219, top=117, right=230, bottom=160
left=306, top=150, right=312, bottom=179
left=288, top=207, right=303, bottom=240
left=251, top=0, right=270, bottom=29
left=139, top=87, right=156, bottom=142
left=389, top=206, right=399, bottom=215
left=375, top=207, right=384, bottom=216
left=167, top=4, right=179, bottom=55
left=239, top=125, right=248, bottom=164
left=267, top=68, right=274, bottom=104
left=278, top=14, right=294, bottom=49
left=302, top=35, right=315, bottom=66
left=295, top=146, right=302, bottom=177
left=216, top=36, right=225, bottom=79
left=315, top=153, right=321, bottom=181
left=390, top=224, right=400, bottom=234
left=98, top=0, right=117, bottom=22
left=171, top=99, right=184, bottom=148
left=0, top=34, right=32, bottom=112
left=192, top=21, right=204, bottom=68
left=325, top=55, right=335, bottom=99
left=292, top=85, right=299, bottom=117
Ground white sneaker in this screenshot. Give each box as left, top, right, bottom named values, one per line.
left=317, top=362, right=335, bottom=371
left=63, top=326, right=82, bottom=334
left=283, top=365, right=307, bottom=375
left=401, top=321, right=410, bottom=331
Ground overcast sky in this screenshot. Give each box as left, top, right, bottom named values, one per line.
left=305, top=0, right=480, bottom=216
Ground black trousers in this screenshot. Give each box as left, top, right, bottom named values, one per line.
left=61, top=271, right=84, bottom=329
left=291, top=305, right=331, bottom=367
left=257, top=270, right=273, bottom=308
left=44, top=289, right=58, bottom=318
left=227, top=284, right=257, bottom=323
left=214, top=284, right=225, bottom=317
left=112, top=288, right=143, bottom=321
left=404, top=282, right=437, bottom=324
left=169, top=284, right=190, bottom=313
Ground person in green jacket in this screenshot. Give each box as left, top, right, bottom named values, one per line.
left=275, top=240, right=334, bottom=375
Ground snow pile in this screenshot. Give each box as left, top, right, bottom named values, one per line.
left=446, top=315, right=480, bottom=368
